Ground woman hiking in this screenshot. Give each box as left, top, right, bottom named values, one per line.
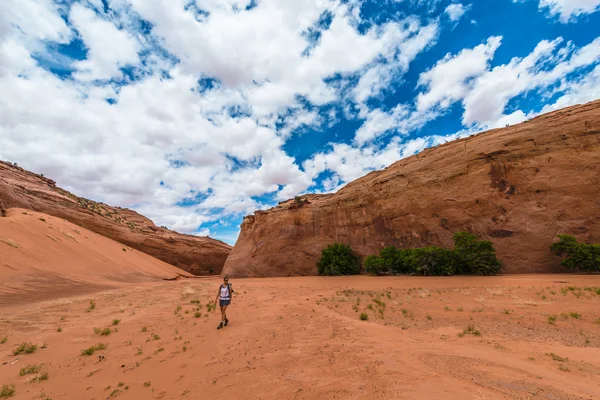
left=215, top=276, right=233, bottom=330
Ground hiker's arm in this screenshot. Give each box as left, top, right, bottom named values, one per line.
left=214, top=288, right=219, bottom=304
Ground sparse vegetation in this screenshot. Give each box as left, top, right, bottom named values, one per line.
left=548, top=315, right=557, bottom=325
left=81, top=343, right=107, bottom=356
left=19, top=364, right=41, bottom=376
left=144, top=381, right=151, bottom=387
left=0, top=336, right=7, bottom=344
left=57, top=327, right=62, bottom=332
left=194, top=312, right=201, bottom=318
left=594, top=318, right=600, bottom=325
left=100, top=328, right=111, bottom=336
left=426, top=314, right=432, bottom=320
left=141, top=325, right=147, bottom=332
left=546, top=352, right=568, bottom=362
left=317, top=243, right=361, bottom=276
left=551, top=235, right=600, bottom=272
left=86, top=300, right=96, bottom=312
left=503, top=309, right=511, bottom=315
left=458, top=325, right=481, bottom=337
left=30, top=372, right=49, bottom=383
left=0, top=384, right=15, bottom=398
left=569, top=312, right=581, bottom=319
left=360, top=312, right=368, bottom=321
left=558, top=364, right=570, bottom=372
left=112, top=319, right=121, bottom=325
left=13, top=342, right=37, bottom=355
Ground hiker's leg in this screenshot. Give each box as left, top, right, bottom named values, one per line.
left=222, top=305, right=228, bottom=320
left=220, top=305, right=225, bottom=322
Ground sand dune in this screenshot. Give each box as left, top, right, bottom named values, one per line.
left=0, top=208, right=193, bottom=306
left=0, top=274, right=599, bottom=399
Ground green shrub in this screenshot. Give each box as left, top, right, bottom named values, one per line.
left=362, top=232, right=501, bottom=276
left=317, top=243, right=360, bottom=276
left=550, top=235, right=600, bottom=272
left=13, top=342, right=37, bottom=355
left=81, top=343, right=107, bottom=356
left=364, top=255, right=386, bottom=275
left=453, top=232, right=501, bottom=275
left=406, top=247, right=459, bottom=276
left=359, top=312, right=368, bottom=321
left=0, top=384, right=15, bottom=398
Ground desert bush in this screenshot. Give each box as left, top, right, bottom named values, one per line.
left=363, top=255, right=386, bottom=275
left=0, top=384, right=15, bottom=398
left=81, top=343, right=107, bottom=356
left=317, top=243, right=360, bottom=276
left=19, top=365, right=41, bottom=376
left=550, top=235, right=600, bottom=272
left=364, top=232, right=500, bottom=276
left=406, top=247, right=459, bottom=276
left=453, top=232, right=501, bottom=275
left=13, top=342, right=37, bottom=355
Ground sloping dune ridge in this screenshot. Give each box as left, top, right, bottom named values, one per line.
left=0, top=208, right=193, bottom=306
left=0, top=163, right=231, bottom=275
left=223, top=100, right=600, bottom=277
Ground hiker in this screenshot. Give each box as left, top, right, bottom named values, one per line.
left=215, top=276, right=233, bottom=330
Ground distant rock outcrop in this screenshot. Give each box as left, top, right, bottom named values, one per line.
left=223, top=100, right=600, bottom=277
left=0, top=162, right=231, bottom=275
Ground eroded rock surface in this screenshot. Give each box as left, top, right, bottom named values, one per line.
left=223, top=101, right=600, bottom=277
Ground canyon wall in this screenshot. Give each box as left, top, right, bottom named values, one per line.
left=223, top=100, right=600, bottom=277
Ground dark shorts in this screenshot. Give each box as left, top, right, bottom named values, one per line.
left=219, top=299, right=230, bottom=306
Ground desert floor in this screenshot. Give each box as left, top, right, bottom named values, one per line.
left=1, top=275, right=600, bottom=400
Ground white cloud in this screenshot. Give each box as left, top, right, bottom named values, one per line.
left=463, top=36, right=600, bottom=126
left=540, top=64, right=600, bottom=112
left=445, top=3, right=471, bottom=22
left=416, top=36, right=502, bottom=112
left=538, top=0, right=600, bottom=22
left=353, top=19, right=439, bottom=103
left=69, top=4, right=141, bottom=81
left=0, top=0, right=71, bottom=43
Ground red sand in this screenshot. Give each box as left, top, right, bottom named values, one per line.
left=1, top=274, right=599, bottom=399
left=0, top=208, right=192, bottom=307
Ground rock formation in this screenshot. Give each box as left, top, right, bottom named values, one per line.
left=0, top=162, right=231, bottom=275
left=223, top=100, right=600, bottom=277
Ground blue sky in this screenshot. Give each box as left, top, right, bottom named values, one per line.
left=1, top=0, right=600, bottom=245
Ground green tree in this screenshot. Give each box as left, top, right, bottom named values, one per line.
left=317, top=243, right=361, bottom=276
left=453, top=232, right=501, bottom=275
left=406, top=247, right=459, bottom=276
left=364, top=255, right=386, bottom=275
left=550, top=235, right=600, bottom=272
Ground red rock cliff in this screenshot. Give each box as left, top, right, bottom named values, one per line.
left=0, top=163, right=231, bottom=275
left=223, top=100, right=600, bottom=277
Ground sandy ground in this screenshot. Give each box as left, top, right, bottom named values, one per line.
left=1, top=275, right=599, bottom=400
left=0, top=209, right=192, bottom=307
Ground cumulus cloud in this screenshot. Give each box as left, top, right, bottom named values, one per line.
left=416, top=36, right=502, bottom=112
